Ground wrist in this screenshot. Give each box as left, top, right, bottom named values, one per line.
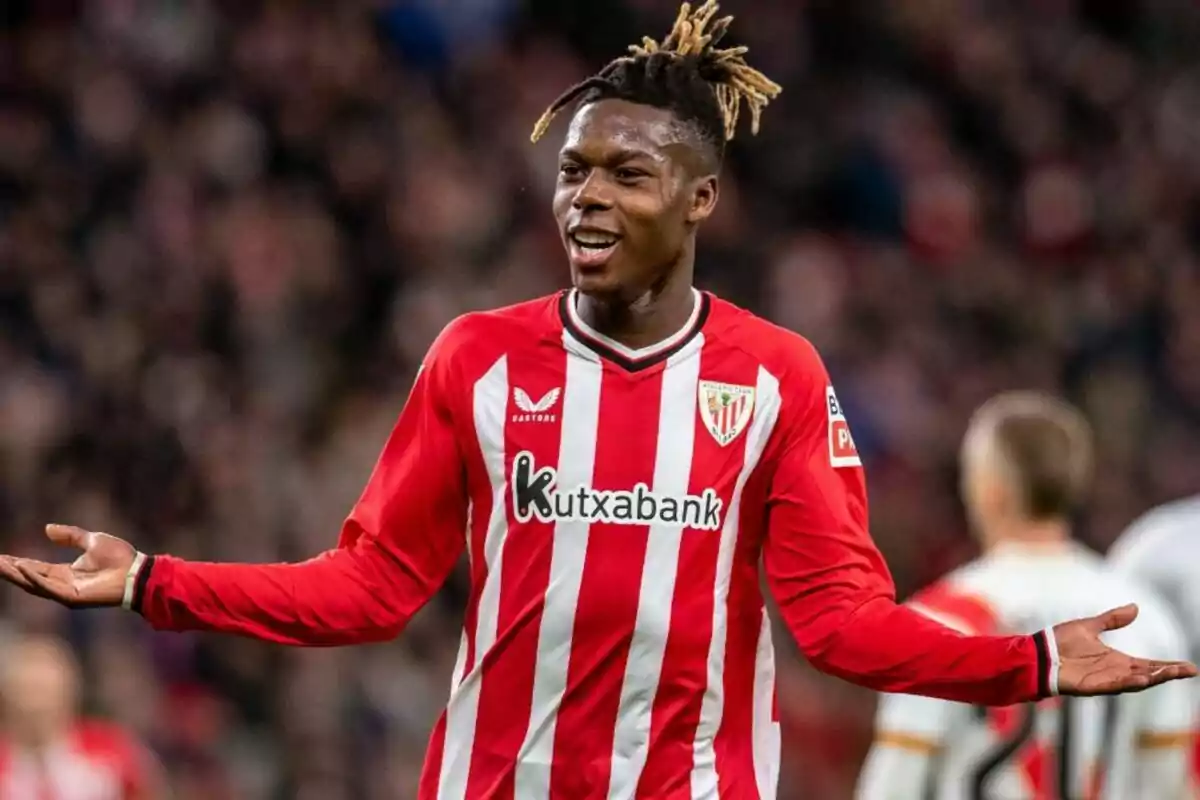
left=121, top=552, right=154, bottom=612
left=1033, top=626, right=1061, bottom=698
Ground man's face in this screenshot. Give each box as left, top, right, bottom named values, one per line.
left=553, top=99, right=717, bottom=299
left=2, top=639, right=78, bottom=745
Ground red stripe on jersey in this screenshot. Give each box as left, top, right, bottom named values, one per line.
left=635, top=522, right=720, bottom=799
left=1192, top=737, right=1200, bottom=793
left=716, top=503, right=769, bottom=797
left=422, top=714, right=449, bottom=797
left=638, top=373, right=754, bottom=798
left=550, top=371, right=664, bottom=796
left=465, top=353, right=569, bottom=800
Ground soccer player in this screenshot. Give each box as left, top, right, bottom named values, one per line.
left=1109, top=494, right=1200, bottom=783
left=856, top=392, right=1194, bottom=800
left=0, top=4, right=1193, bottom=798
left=0, top=634, right=163, bottom=799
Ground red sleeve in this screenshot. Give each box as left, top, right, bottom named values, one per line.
left=135, top=320, right=471, bottom=646
left=761, top=341, right=1054, bottom=705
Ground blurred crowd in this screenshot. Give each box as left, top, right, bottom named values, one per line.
left=2, top=0, right=1200, bottom=797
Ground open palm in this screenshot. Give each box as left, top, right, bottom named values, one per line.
left=0, top=524, right=135, bottom=608
left=1054, top=604, right=1197, bottom=695
left=0, top=525, right=1195, bottom=702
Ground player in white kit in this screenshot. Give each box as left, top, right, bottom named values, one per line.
left=857, top=392, right=1195, bottom=800
left=1109, top=493, right=1200, bottom=785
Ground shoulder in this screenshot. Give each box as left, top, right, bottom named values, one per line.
left=706, top=296, right=861, bottom=465
left=1104, top=572, right=1191, bottom=658
left=430, top=294, right=561, bottom=357
left=425, top=294, right=563, bottom=381
left=706, top=294, right=826, bottom=383
left=1110, top=495, right=1200, bottom=575
left=907, top=565, right=1004, bottom=635
left=705, top=295, right=833, bottom=435
left=72, top=720, right=144, bottom=759
left=73, top=720, right=162, bottom=786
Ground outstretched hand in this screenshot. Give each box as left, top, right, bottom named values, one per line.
left=1054, top=604, right=1197, bottom=695
left=0, top=524, right=136, bottom=608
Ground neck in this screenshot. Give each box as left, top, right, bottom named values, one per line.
left=982, top=517, right=1072, bottom=552
left=574, top=250, right=697, bottom=350
left=9, top=725, right=63, bottom=751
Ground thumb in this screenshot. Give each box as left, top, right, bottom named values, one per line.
left=44, top=524, right=92, bottom=551
left=1093, top=603, right=1139, bottom=633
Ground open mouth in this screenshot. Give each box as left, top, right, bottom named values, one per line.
left=570, top=230, right=620, bottom=249
left=568, top=230, right=621, bottom=268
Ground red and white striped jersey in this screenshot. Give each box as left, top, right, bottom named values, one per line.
left=133, top=290, right=1056, bottom=799
left=0, top=722, right=159, bottom=800
left=858, top=542, right=1194, bottom=800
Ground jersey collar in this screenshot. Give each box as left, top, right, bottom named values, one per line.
left=559, top=288, right=709, bottom=372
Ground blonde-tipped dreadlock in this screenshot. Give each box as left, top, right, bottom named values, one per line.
left=529, top=0, right=781, bottom=154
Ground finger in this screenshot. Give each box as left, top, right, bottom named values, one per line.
left=1142, top=663, right=1198, bottom=687
left=1121, top=655, right=1197, bottom=674
left=0, top=557, right=36, bottom=591
left=11, top=558, right=54, bottom=577
left=1088, top=660, right=1199, bottom=695
left=16, top=562, right=80, bottom=607
left=1093, top=603, right=1139, bottom=632
left=44, top=524, right=91, bottom=551
left=1140, top=659, right=1199, bottom=679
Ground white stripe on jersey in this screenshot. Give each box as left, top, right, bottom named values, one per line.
left=607, top=342, right=704, bottom=799
left=514, top=344, right=605, bottom=799
left=439, top=354, right=509, bottom=800
left=752, top=611, right=781, bottom=800
left=691, top=366, right=782, bottom=797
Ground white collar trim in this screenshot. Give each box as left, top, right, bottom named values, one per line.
left=565, top=288, right=702, bottom=360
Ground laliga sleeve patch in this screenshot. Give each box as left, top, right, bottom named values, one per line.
left=826, top=385, right=861, bottom=468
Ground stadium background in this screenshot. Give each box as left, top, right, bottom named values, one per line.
left=3, top=0, right=1200, bottom=796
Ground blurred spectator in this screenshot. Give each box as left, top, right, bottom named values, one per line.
left=0, top=634, right=163, bottom=799
left=2, top=0, right=1200, bottom=796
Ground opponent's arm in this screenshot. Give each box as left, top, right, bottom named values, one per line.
left=762, top=341, right=1195, bottom=704
left=855, top=692, right=961, bottom=800
left=0, top=322, right=472, bottom=647
left=1132, top=731, right=1193, bottom=800
left=1129, top=659, right=1196, bottom=797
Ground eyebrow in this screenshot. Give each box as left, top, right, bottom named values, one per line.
left=559, top=146, right=662, bottom=165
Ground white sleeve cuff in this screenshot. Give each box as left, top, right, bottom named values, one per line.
left=122, top=551, right=147, bottom=611
left=1042, top=625, right=1061, bottom=697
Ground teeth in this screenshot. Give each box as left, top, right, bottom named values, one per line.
left=572, top=232, right=618, bottom=247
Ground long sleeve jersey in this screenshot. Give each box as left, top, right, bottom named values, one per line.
left=131, top=290, right=1057, bottom=799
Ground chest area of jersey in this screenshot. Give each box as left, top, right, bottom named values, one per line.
left=470, top=351, right=772, bottom=532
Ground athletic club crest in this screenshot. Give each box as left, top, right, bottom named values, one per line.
left=698, top=381, right=755, bottom=446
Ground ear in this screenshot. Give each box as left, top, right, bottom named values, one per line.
left=686, top=175, right=719, bottom=224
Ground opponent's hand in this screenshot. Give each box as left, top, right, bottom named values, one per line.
left=1054, top=604, right=1197, bottom=695
left=0, top=524, right=136, bottom=608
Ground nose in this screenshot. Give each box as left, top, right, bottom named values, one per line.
left=572, top=171, right=614, bottom=212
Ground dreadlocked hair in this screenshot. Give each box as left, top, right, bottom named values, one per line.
left=529, top=0, right=781, bottom=159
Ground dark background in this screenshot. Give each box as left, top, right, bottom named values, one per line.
left=2, top=0, right=1200, bottom=796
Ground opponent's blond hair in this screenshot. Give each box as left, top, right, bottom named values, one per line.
left=968, top=391, right=1094, bottom=519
